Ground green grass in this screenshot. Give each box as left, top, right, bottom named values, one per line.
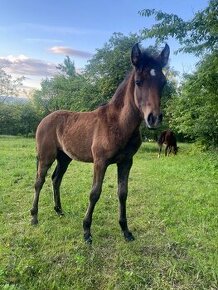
left=0, top=136, right=217, bottom=290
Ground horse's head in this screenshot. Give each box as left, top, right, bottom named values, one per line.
left=131, top=43, right=170, bottom=129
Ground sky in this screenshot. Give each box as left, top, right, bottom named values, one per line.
left=0, top=0, right=209, bottom=95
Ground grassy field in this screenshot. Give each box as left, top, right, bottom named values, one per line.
left=0, top=136, right=217, bottom=290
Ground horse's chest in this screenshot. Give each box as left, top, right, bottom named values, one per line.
left=109, top=131, right=142, bottom=163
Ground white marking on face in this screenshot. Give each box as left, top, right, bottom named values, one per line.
left=150, top=69, right=156, bottom=76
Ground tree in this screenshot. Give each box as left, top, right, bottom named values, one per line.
left=139, top=0, right=218, bottom=146
left=166, top=51, right=218, bottom=146
left=84, top=33, right=141, bottom=106
left=0, top=68, right=24, bottom=100
left=139, top=0, right=218, bottom=55
left=56, top=56, right=76, bottom=77
left=0, top=102, right=40, bottom=136
left=0, top=103, right=19, bottom=135
left=32, top=56, right=92, bottom=115
left=33, top=35, right=143, bottom=113
left=19, top=103, right=41, bottom=136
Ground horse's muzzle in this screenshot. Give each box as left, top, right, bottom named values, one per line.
left=146, top=112, right=163, bottom=129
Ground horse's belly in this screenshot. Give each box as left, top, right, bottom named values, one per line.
left=62, top=143, right=93, bottom=162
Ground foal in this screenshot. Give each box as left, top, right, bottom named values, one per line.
left=158, top=130, right=178, bottom=157
left=31, top=43, right=170, bottom=243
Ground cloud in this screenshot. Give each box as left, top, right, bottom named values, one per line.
left=49, top=46, right=93, bottom=58
left=0, top=55, right=57, bottom=77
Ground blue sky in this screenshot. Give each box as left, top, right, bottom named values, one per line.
left=0, top=0, right=208, bottom=93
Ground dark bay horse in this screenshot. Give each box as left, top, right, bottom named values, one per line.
left=31, top=43, right=170, bottom=243
left=158, top=130, right=178, bottom=157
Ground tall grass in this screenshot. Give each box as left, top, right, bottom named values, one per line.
left=0, top=136, right=217, bottom=290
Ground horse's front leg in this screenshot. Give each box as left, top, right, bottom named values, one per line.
left=158, top=144, right=162, bottom=158
left=83, top=160, right=107, bottom=244
left=117, top=158, right=134, bottom=241
left=165, top=145, right=169, bottom=156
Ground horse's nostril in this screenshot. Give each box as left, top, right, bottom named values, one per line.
left=147, top=113, right=155, bottom=126
left=147, top=112, right=162, bottom=127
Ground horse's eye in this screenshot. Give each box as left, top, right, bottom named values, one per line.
left=135, top=80, right=143, bottom=87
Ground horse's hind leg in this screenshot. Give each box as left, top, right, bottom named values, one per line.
left=52, top=151, right=71, bottom=215
left=117, top=158, right=134, bottom=241
left=31, top=157, right=55, bottom=225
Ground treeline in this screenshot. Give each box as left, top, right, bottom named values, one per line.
left=0, top=102, right=40, bottom=136
left=0, top=0, right=217, bottom=147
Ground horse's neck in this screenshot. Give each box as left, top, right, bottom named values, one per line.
left=110, top=73, right=141, bottom=133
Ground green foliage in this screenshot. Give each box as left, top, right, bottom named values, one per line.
left=0, top=68, right=38, bottom=136
left=32, top=75, right=86, bottom=114
left=0, top=102, right=40, bottom=136
left=0, top=103, right=21, bottom=135
left=139, top=0, right=218, bottom=55
left=0, top=137, right=217, bottom=289
left=139, top=1, right=218, bottom=146
left=32, top=55, right=100, bottom=114
left=84, top=33, right=141, bottom=105
left=56, top=55, right=76, bottom=77
left=18, top=104, right=41, bottom=136
left=166, top=51, right=218, bottom=147
left=32, top=33, right=145, bottom=115
left=0, top=68, right=24, bottom=98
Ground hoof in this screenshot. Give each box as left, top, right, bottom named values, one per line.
left=57, top=211, right=64, bottom=217
left=84, top=234, right=92, bottom=245
left=31, top=217, right=38, bottom=226
left=54, top=206, right=64, bottom=216
left=124, top=232, right=135, bottom=242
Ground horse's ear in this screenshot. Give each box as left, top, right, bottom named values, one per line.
left=131, top=43, right=142, bottom=67
left=158, top=44, right=170, bottom=67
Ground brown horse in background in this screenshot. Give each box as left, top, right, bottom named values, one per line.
left=31, top=43, right=170, bottom=243
left=158, top=130, right=178, bottom=157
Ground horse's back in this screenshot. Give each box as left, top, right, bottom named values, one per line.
left=158, top=130, right=176, bottom=146
left=36, top=110, right=99, bottom=162
left=36, top=111, right=73, bottom=142
left=165, top=130, right=176, bottom=146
